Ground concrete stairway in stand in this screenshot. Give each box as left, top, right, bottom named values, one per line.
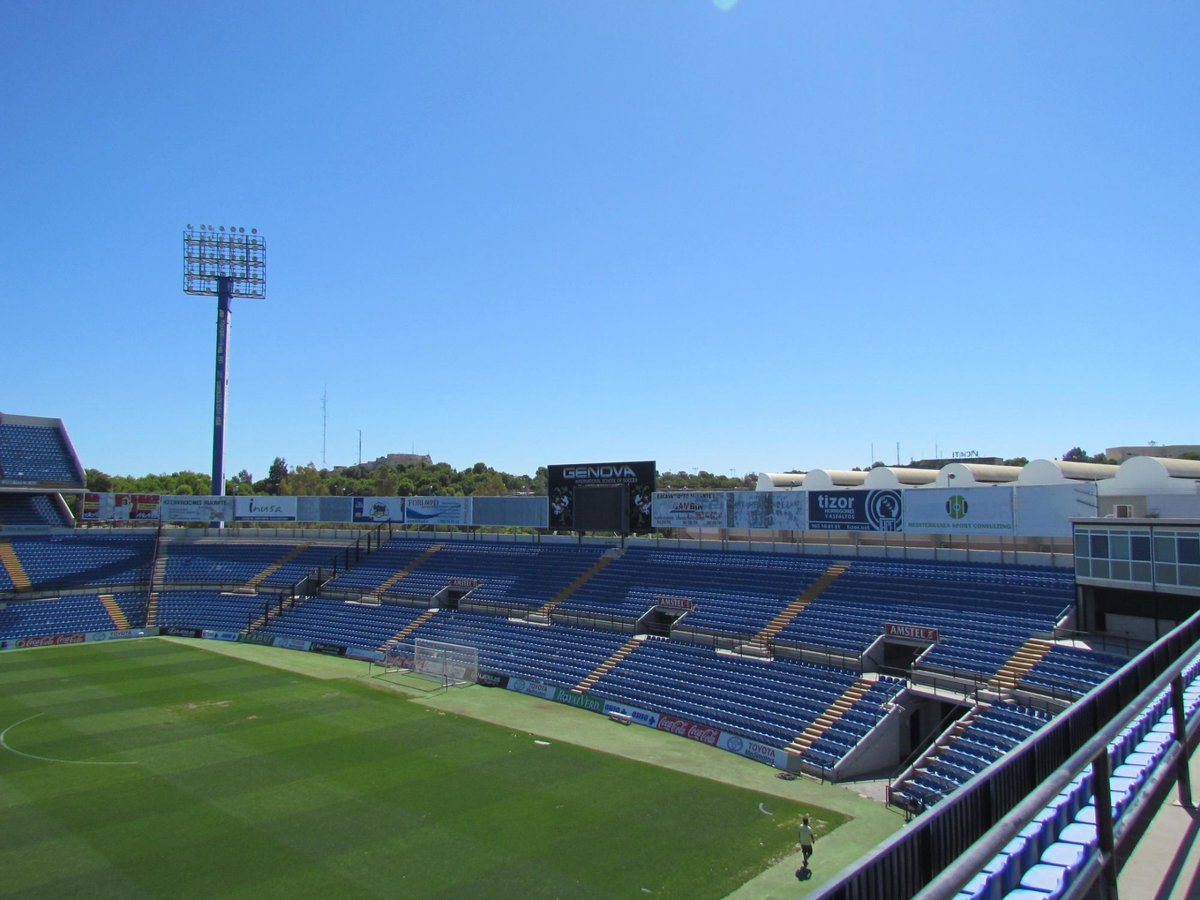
left=379, top=609, right=438, bottom=651
left=743, top=562, right=849, bottom=654
left=99, top=594, right=130, bottom=630
left=530, top=552, right=619, bottom=622
left=572, top=636, right=643, bottom=693
left=988, top=637, right=1054, bottom=692
left=786, top=676, right=874, bottom=759
left=0, top=540, right=32, bottom=590
left=243, top=541, right=315, bottom=592
left=367, top=544, right=444, bottom=602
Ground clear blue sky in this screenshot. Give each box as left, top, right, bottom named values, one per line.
left=2, top=2, right=1196, bottom=480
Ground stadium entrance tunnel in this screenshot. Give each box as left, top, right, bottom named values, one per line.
left=882, top=640, right=926, bottom=673
left=637, top=606, right=687, bottom=638
left=434, top=587, right=475, bottom=611
left=864, top=633, right=939, bottom=676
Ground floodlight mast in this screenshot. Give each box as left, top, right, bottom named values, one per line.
left=183, top=225, right=266, bottom=501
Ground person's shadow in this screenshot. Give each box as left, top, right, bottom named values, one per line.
left=795, top=866, right=813, bottom=882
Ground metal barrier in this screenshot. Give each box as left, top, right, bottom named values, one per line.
left=817, top=609, right=1200, bottom=900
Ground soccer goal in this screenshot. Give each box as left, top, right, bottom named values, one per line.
left=374, top=639, right=478, bottom=690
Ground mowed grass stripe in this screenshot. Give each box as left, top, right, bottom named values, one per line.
left=0, top=640, right=831, bottom=898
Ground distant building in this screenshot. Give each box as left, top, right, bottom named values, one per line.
left=1106, top=444, right=1200, bottom=462
left=907, top=456, right=1003, bottom=470
left=334, top=452, right=433, bottom=473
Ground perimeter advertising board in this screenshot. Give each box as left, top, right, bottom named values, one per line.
left=904, top=488, right=1014, bottom=535
left=807, top=490, right=902, bottom=532
left=718, top=732, right=791, bottom=769
left=506, top=677, right=557, bottom=700
left=652, top=492, right=727, bottom=529
left=731, top=491, right=807, bottom=531
left=159, top=495, right=233, bottom=523
left=548, top=461, right=655, bottom=533
left=81, top=493, right=160, bottom=521
left=404, top=496, right=470, bottom=526
left=352, top=497, right=405, bottom=524
left=601, top=700, right=660, bottom=728
left=234, top=496, right=298, bottom=522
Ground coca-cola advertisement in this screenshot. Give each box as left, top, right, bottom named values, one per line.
left=655, top=714, right=720, bottom=746
left=17, top=633, right=86, bottom=648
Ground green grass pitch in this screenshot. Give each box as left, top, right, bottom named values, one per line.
left=0, top=640, right=843, bottom=898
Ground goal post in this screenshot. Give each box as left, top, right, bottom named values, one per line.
left=373, top=639, right=478, bottom=689
left=414, top=638, right=479, bottom=687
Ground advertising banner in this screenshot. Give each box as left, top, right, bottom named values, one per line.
left=82, top=493, right=160, bottom=521
left=202, top=629, right=240, bottom=642
left=160, top=495, right=233, bottom=524
left=728, top=491, right=809, bottom=531
left=765, top=492, right=808, bottom=530
left=601, top=700, right=660, bottom=728
left=272, top=636, right=312, bottom=652
left=655, top=595, right=696, bottom=611
left=1015, top=484, right=1099, bottom=538
left=404, top=496, right=470, bottom=526
left=477, top=672, right=509, bottom=688
left=506, top=678, right=557, bottom=700
left=652, top=492, right=728, bottom=529
left=885, top=623, right=940, bottom=643
left=655, top=714, right=721, bottom=746
left=13, top=633, right=86, bottom=648
left=234, top=496, right=298, bottom=522
left=718, top=732, right=790, bottom=769
left=85, top=629, right=152, bottom=642
left=807, top=490, right=902, bottom=532
left=904, top=488, right=1014, bottom=535
left=730, top=492, right=770, bottom=530
left=345, top=646, right=385, bottom=662
left=552, top=687, right=605, bottom=713
left=309, top=642, right=346, bottom=656
left=352, top=496, right=405, bottom=524
left=160, top=626, right=202, bottom=638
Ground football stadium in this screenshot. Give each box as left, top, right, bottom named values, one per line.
left=1, top=413, right=1198, bottom=899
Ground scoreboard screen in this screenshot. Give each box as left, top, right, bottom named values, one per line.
left=547, top=461, right=656, bottom=534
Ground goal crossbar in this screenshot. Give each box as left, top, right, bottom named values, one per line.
left=378, top=638, right=478, bottom=688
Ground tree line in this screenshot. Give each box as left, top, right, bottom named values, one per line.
left=84, top=460, right=756, bottom=497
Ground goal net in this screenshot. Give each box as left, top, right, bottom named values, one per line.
left=378, top=638, right=478, bottom=689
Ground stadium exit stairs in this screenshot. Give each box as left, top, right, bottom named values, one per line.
left=987, top=636, right=1054, bottom=692
left=99, top=594, right=130, bottom=630
left=893, top=707, right=982, bottom=797
left=0, top=539, right=32, bottom=590
left=786, top=676, right=875, bottom=758
left=572, top=636, right=643, bottom=693
left=744, top=562, right=849, bottom=653
left=379, top=609, right=438, bottom=651
left=367, top=543, right=444, bottom=602
left=532, top=553, right=619, bottom=621
left=242, top=541, right=315, bottom=592
left=146, top=551, right=169, bottom=626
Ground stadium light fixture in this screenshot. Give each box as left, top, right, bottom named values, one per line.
left=183, top=224, right=266, bottom=501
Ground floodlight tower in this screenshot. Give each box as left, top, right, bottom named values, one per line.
left=183, top=224, right=266, bottom=497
